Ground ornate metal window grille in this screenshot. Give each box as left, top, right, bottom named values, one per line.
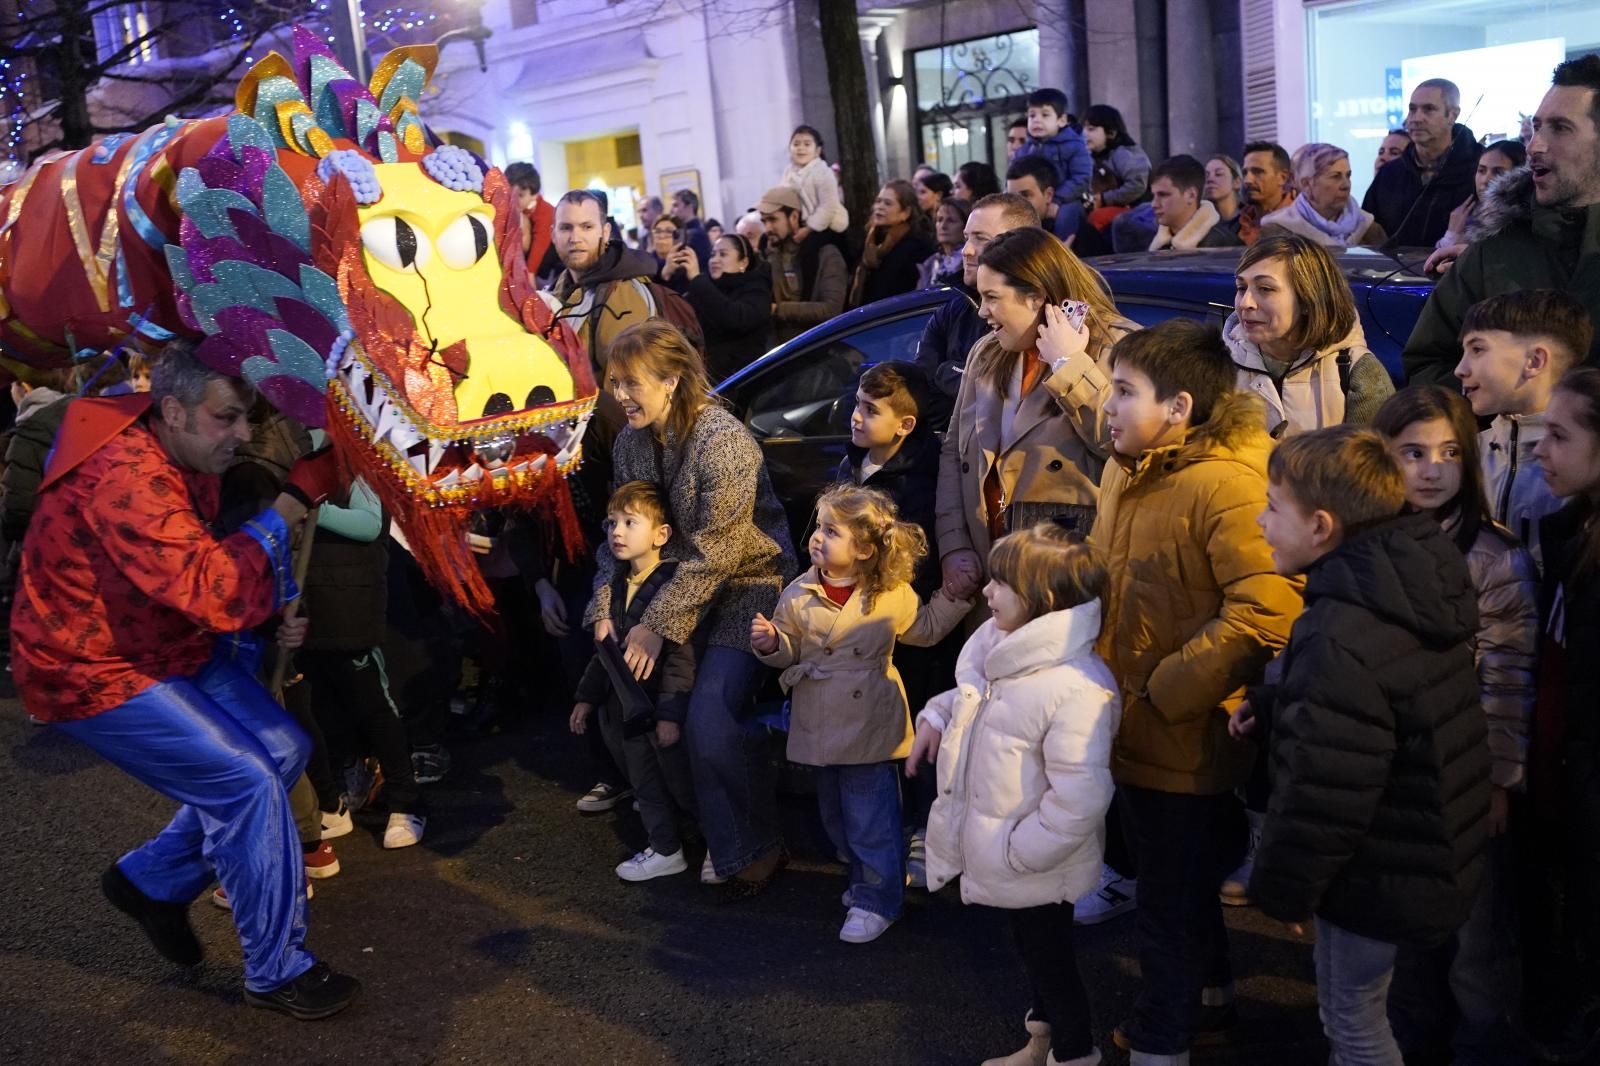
left=909, top=28, right=1039, bottom=174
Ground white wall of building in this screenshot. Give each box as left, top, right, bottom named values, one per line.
left=427, top=0, right=803, bottom=226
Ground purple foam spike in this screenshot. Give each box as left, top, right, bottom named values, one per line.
left=213, top=304, right=280, bottom=352
left=274, top=297, right=340, bottom=355
left=195, top=331, right=254, bottom=377
left=330, top=81, right=378, bottom=147
left=291, top=25, right=341, bottom=96
left=194, top=155, right=244, bottom=194
left=228, top=210, right=311, bottom=281
left=259, top=374, right=328, bottom=429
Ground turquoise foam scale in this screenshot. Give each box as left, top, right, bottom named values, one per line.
left=260, top=166, right=310, bottom=252
left=250, top=76, right=307, bottom=149
left=377, top=59, right=426, bottom=116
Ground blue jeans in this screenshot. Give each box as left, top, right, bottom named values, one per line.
left=1118, top=786, right=1245, bottom=1055
left=57, top=651, right=316, bottom=992
left=1315, top=917, right=1404, bottom=1066
left=686, top=645, right=779, bottom=878
left=1388, top=835, right=1526, bottom=1065
left=816, top=762, right=904, bottom=919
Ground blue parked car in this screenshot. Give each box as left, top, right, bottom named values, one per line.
left=718, top=246, right=1435, bottom=543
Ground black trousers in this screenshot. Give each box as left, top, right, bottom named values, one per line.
left=1006, top=901, right=1095, bottom=1060
left=297, top=647, right=420, bottom=814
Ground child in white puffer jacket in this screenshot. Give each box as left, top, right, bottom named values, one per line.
left=908, top=521, right=1119, bottom=1066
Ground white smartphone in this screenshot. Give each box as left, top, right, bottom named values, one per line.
left=1060, top=298, right=1089, bottom=331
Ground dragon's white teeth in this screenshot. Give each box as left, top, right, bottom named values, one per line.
left=530, top=454, right=547, bottom=471
left=461, top=463, right=484, bottom=483
left=373, top=398, right=400, bottom=443
left=434, top=469, right=460, bottom=490
left=389, top=416, right=422, bottom=450
left=555, top=418, right=590, bottom=467
left=426, top=439, right=446, bottom=474
left=408, top=453, right=427, bottom=477
left=337, top=343, right=358, bottom=372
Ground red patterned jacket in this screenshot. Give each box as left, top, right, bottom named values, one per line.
left=11, top=396, right=295, bottom=722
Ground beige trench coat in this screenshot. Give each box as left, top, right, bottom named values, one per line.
left=935, top=324, right=1135, bottom=575
left=756, top=568, right=971, bottom=766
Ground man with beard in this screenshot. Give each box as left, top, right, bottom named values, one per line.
left=1364, top=78, right=1482, bottom=248
left=1237, top=142, right=1295, bottom=245
left=911, top=192, right=1039, bottom=427
left=1403, top=55, right=1600, bottom=385
left=551, top=190, right=663, bottom=374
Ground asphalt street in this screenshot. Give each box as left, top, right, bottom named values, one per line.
left=0, top=695, right=1328, bottom=1066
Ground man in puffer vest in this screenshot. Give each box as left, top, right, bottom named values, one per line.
left=1243, top=426, right=1488, bottom=1065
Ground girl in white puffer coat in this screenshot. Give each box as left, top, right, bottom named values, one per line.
left=908, top=522, right=1119, bottom=1066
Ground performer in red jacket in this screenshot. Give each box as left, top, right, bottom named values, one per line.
left=10, top=343, right=358, bottom=1020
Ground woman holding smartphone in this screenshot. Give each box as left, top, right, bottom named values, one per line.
left=934, top=227, right=1139, bottom=608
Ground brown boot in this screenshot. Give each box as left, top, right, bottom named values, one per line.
left=981, top=1016, right=1051, bottom=1066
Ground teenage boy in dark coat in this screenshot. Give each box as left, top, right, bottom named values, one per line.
left=1242, top=425, right=1488, bottom=1065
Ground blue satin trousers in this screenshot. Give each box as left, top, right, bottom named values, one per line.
left=57, top=651, right=316, bottom=991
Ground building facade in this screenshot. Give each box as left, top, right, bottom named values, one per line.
left=1247, top=0, right=1596, bottom=202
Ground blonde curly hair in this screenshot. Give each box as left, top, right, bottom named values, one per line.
left=814, top=482, right=927, bottom=612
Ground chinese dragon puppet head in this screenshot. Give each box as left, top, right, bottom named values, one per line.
left=0, top=27, right=596, bottom=617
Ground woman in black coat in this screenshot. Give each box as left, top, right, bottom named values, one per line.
left=848, top=179, right=936, bottom=309
left=665, top=233, right=773, bottom=383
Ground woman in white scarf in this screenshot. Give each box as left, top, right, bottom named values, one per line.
left=1259, top=143, right=1388, bottom=248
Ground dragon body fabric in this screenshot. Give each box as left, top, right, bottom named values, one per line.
left=0, top=27, right=597, bottom=617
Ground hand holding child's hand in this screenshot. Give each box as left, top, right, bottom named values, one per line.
left=1228, top=700, right=1257, bottom=741
left=750, top=612, right=779, bottom=654
left=941, top=550, right=982, bottom=600
left=276, top=614, right=310, bottom=650
left=655, top=720, right=682, bottom=748
left=906, top=721, right=943, bottom=777
left=569, top=702, right=594, bottom=735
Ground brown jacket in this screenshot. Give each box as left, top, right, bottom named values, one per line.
left=757, top=570, right=971, bottom=765
left=1089, top=392, right=1302, bottom=795
left=936, top=325, right=1134, bottom=573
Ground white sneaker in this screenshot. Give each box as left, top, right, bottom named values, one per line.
left=839, top=906, right=894, bottom=944
left=616, top=847, right=689, bottom=883
left=1073, top=865, right=1136, bottom=925
left=1220, top=811, right=1263, bottom=906
left=320, top=797, right=352, bottom=840
left=700, top=853, right=728, bottom=885
left=382, top=812, right=425, bottom=849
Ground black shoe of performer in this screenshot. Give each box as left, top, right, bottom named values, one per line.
left=244, top=962, right=361, bottom=1021
left=100, top=863, right=203, bottom=966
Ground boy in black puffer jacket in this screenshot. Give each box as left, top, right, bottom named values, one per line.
left=1240, top=426, right=1488, bottom=1064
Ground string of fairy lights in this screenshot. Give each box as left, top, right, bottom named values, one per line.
left=0, top=1, right=449, bottom=175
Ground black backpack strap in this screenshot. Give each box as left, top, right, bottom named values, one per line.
left=1336, top=348, right=1353, bottom=396
left=586, top=280, right=615, bottom=355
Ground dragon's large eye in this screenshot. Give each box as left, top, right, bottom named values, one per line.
left=360, top=216, right=432, bottom=272
left=436, top=211, right=493, bottom=269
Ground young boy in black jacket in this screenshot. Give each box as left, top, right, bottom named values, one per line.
left=569, top=481, right=698, bottom=883
left=1239, top=425, right=1489, bottom=1063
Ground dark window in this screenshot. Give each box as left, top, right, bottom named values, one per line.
left=743, top=312, right=933, bottom=441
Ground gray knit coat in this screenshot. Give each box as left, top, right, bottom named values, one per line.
left=585, top=403, right=797, bottom=651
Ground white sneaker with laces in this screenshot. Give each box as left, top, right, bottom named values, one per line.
left=383, top=812, right=426, bottom=849
left=839, top=907, right=894, bottom=944
left=616, top=848, right=688, bottom=883
left=700, top=853, right=728, bottom=885
left=1073, top=865, right=1136, bottom=925
left=320, top=797, right=352, bottom=840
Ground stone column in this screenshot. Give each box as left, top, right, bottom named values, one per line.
left=1165, top=0, right=1219, bottom=158
left=1085, top=0, right=1142, bottom=141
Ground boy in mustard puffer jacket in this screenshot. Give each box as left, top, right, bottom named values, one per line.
left=1089, top=320, right=1302, bottom=1065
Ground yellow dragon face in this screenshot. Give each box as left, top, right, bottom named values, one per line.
left=164, top=30, right=596, bottom=615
